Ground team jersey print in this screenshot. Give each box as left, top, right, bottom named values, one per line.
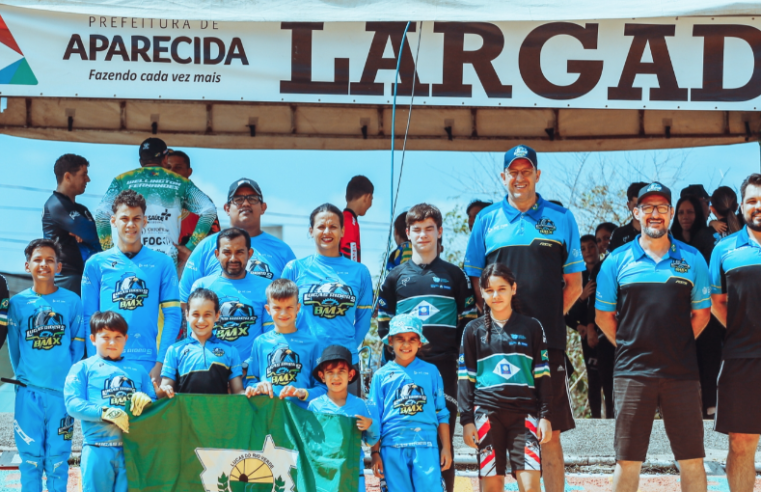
left=7, top=287, right=85, bottom=392
left=162, top=336, right=242, bottom=394
left=281, top=254, right=372, bottom=364
left=191, top=273, right=272, bottom=360
left=179, top=231, right=296, bottom=302
left=82, top=246, right=181, bottom=364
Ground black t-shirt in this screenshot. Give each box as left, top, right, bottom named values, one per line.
left=608, top=220, right=639, bottom=252
left=42, top=192, right=100, bottom=274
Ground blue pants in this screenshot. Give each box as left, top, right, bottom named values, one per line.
left=13, top=386, right=72, bottom=492
left=380, top=446, right=444, bottom=492
left=81, top=445, right=127, bottom=492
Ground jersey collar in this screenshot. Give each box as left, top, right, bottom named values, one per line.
left=630, top=234, right=683, bottom=262
left=501, top=193, right=545, bottom=222
left=189, top=333, right=220, bottom=345
left=735, top=226, right=761, bottom=248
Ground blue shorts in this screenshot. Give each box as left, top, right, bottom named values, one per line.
left=380, top=446, right=444, bottom=492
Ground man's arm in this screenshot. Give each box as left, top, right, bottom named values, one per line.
left=711, top=294, right=727, bottom=327
left=95, top=178, right=122, bottom=251
left=691, top=307, right=712, bottom=339
left=156, top=260, right=182, bottom=380
left=562, top=272, right=583, bottom=315
left=353, top=266, right=374, bottom=350
left=455, top=268, right=478, bottom=344
left=181, top=182, right=217, bottom=251
left=470, top=277, right=484, bottom=312
left=595, top=310, right=618, bottom=347
left=46, top=198, right=100, bottom=249
left=0, top=275, right=9, bottom=350
left=70, top=299, right=86, bottom=363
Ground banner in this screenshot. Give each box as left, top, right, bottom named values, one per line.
left=2, top=5, right=761, bottom=110
left=123, top=395, right=360, bottom=492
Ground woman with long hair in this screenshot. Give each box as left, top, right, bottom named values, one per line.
left=458, top=263, right=552, bottom=492
left=280, top=203, right=373, bottom=396
left=671, top=195, right=715, bottom=263
left=711, top=186, right=742, bottom=241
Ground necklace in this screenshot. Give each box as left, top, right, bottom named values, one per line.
left=491, top=314, right=510, bottom=325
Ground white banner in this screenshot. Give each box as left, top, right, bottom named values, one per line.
left=2, top=5, right=761, bottom=110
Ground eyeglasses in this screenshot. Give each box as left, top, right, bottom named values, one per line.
left=230, top=195, right=261, bottom=206
left=639, top=204, right=671, bottom=214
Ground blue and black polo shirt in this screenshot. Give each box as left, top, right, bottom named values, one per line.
left=709, top=227, right=761, bottom=359
left=464, top=194, right=585, bottom=350
left=161, top=335, right=242, bottom=394
left=595, top=235, right=711, bottom=380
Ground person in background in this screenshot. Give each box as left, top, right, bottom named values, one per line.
left=386, top=211, right=412, bottom=272
left=0, top=274, right=8, bottom=350
left=466, top=200, right=493, bottom=231
left=595, top=222, right=617, bottom=257
left=608, top=182, right=648, bottom=252
left=340, top=176, right=374, bottom=262
left=165, top=150, right=221, bottom=254
left=710, top=186, right=742, bottom=242
left=43, top=154, right=101, bottom=296
left=565, top=235, right=613, bottom=418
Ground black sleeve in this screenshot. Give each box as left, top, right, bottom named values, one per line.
left=454, top=267, right=477, bottom=348
left=533, top=320, right=552, bottom=422
left=457, top=321, right=478, bottom=426
left=377, top=269, right=398, bottom=361
left=0, top=275, right=9, bottom=350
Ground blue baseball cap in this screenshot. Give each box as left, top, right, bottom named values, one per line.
left=504, top=145, right=538, bottom=169
left=382, top=314, right=429, bottom=345
left=638, top=182, right=672, bottom=205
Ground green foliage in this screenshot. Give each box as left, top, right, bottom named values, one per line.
left=566, top=328, right=591, bottom=418
left=274, top=475, right=286, bottom=492
left=217, top=472, right=230, bottom=492
left=442, top=205, right=470, bottom=267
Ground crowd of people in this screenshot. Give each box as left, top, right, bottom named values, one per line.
left=0, top=139, right=759, bottom=492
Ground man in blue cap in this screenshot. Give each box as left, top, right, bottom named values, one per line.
left=596, top=182, right=711, bottom=492
left=464, top=144, right=584, bottom=492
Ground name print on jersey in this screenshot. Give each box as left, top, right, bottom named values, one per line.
left=535, top=217, right=557, bottom=235
left=303, top=282, right=356, bottom=319
left=216, top=298, right=257, bottom=342
left=26, top=307, right=66, bottom=350
left=266, top=346, right=303, bottom=386
left=111, top=272, right=150, bottom=310
left=101, top=376, right=137, bottom=406
left=393, top=383, right=428, bottom=415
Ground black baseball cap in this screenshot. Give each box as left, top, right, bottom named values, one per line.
left=680, top=184, right=710, bottom=201
left=312, top=345, right=358, bottom=383
left=139, top=138, right=168, bottom=161
left=638, top=182, right=672, bottom=204
left=227, top=178, right=263, bottom=202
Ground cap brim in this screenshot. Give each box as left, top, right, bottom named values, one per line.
left=639, top=191, right=671, bottom=204
left=311, top=357, right=358, bottom=384
left=383, top=331, right=429, bottom=345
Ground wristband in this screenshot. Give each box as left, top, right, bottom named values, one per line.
left=371, top=450, right=380, bottom=456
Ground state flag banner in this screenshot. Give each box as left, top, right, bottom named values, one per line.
left=123, top=394, right=360, bottom=492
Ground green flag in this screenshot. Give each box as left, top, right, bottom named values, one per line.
left=123, top=395, right=360, bottom=492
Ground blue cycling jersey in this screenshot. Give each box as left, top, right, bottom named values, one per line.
left=596, top=235, right=711, bottom=379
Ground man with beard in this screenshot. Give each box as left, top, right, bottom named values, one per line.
left=190, top=227, right=272, bottom=372
left=709, top=173, right=761, bottom=492
left=596, top=182, right=711, bottom=492
left=180, top=178, right=295, bottom=307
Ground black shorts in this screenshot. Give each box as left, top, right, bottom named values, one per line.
left=474, top=407, right=541, bottom=478
left=715, top=358, right=761, bottom=435
left=613, top=376, right=704, bottom=461
left=548, top=349, right=575, bottom=432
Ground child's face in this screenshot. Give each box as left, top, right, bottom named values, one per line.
left=25, top=246, right=61, bottom=282
left=390, top=332, right=422, bottom=364
left=319, top=362, right=354, bottom=394
left=265, top=296, right=300, bottom=328
left=187, top=298, right=219, bottom=339
left=91, top=329, right=128, bottom=359
left=481, top=275, right=517, bottom=314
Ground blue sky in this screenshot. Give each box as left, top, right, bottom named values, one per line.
left=1, top=134, right=759, bottom=278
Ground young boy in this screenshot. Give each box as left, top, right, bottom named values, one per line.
left=245, top=279, right=323, bottom=408
left=340, top=175, right=374, bottom=262
left=369, top=314, right=452, bottom=492
left=309, top=345, right=378, bottom=492
left=64, top=311, right=155, bottom=492
left=7, top=239, right=85, bottom=492
left=159, top=288, right=244, bottom=397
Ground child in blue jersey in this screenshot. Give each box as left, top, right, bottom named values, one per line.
left=159, top=288, right=244, bottom=396
left=245, top=279, right=324, bottom=408
left=81, top=189, right=181, bottom=381
left=369, top=314, right=452, bottom=492
left=309, top=345, right=378, bottom=492
left=281, top=203, right=373, bottom=395
left=64, top=311, right=155, bottom=492
left=190, top=228, right=272, bottom=369
left=7, top=239, right=85, bottom=492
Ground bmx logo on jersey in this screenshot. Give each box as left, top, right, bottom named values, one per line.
left=26, top=307, right=66, bottom=350
left=58, top=416, right=74, bottom=441
left=493, top=358, right=521, bottom=381
left=213, top=347, right=226, bottom=357
left=101, top=376, right=137, bottom=406
left=393, top=383, right=427, bottom=415
left=266, top=346, right=302, bottom=386
left=671, top=258, right=691, bottom=274
left=112, top=272, right=149, bottom=310
left=412, top=301, right=439, bottom=322
left=535, top=218, right=557, bottom=235
left=303, top=283, right=356, bottom=319
left=217, top=298, right=257, bottom=341
left=196, top=435, right=298, bottom=492
left=248, top=259, right=274, bottom=280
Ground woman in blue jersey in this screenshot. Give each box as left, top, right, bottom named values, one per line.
left=281, top=203, right=373, bottom=395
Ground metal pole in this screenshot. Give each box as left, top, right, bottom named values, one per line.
left=390, top=21, right=412, bottom=228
